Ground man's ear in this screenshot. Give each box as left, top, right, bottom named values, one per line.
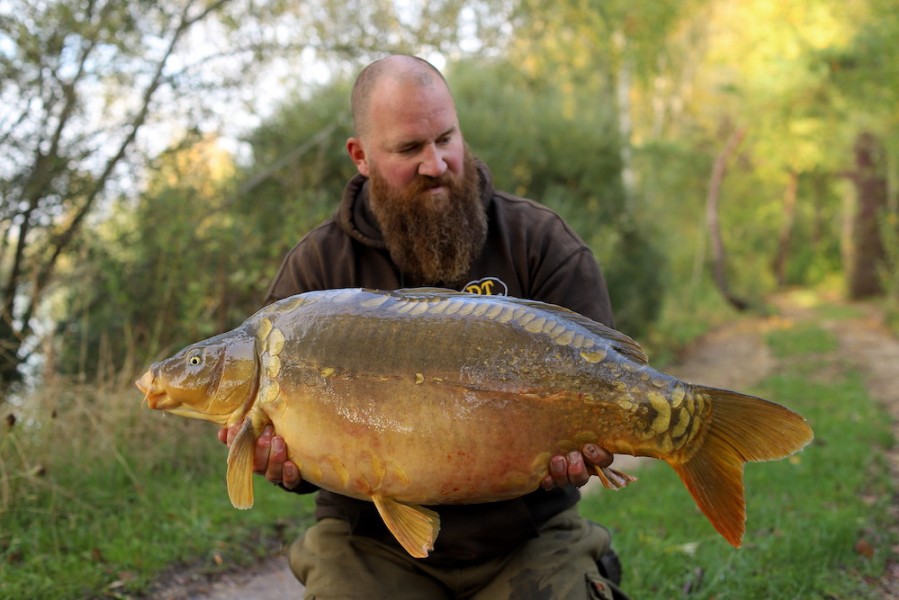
left=346, top=137, right=370, bottom=177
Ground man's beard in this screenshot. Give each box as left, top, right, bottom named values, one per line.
left=368, top=149, right=487, bottom=287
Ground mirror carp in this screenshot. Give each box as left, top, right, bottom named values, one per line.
left=136, top=288, right=813, bottom=558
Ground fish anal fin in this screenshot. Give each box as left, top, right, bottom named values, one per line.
left=226, top=409, right=270, bottom=510
left=371, top=495, right=440, bottom=559
left=594, top=465, right=638, bottom=490
left=670, top=386, right=814, bottom=547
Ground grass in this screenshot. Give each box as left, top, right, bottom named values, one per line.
left=1, top=296, right=895, bottom=598
left=0, top=381, right=314, bottom=599
left=581, top=316, right=894, bottom=598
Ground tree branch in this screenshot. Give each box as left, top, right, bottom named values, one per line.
left=21, top=0, right=235, bottom=343
left=706, top=127, right=751, bottom=312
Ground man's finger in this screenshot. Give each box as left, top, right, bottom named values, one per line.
left=567, top=451, right=590, bottom=486
left=584, top=444, right=613, bottom=468
left=254, top=426, right=274, bottom=473
left=265, top=435, right=287, bottom=482
left=282, top=461, right=301, bottom=489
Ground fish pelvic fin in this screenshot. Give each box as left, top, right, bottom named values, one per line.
left=226, top=408, right=270, bottom=510
left=371, top=495, right=440, bottom=559
left=671, top=386, right=814, bottom=548
left=594, top=465, right=638, bottom=490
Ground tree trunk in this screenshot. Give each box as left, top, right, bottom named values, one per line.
left=845, top=132, right=887, bottom=299
left=706, top=128, right=751, bottom=311
left=772, top=170, right=800, bottom=288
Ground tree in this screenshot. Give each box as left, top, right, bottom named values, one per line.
left=844, top=133, right=888, bottom=298
left=818, top=0, right=899, bottom=299
left=0, top=0, right=249, bottom=388
left=705, top=128, right=751, bottom=311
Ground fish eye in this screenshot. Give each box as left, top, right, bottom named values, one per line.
left=188, top=354, right=202, bottom=366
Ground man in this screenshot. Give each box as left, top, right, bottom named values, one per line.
left=221, top=54, right=627, bottom=599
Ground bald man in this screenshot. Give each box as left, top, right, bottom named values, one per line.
left=221, top=55, right=627, bottom=600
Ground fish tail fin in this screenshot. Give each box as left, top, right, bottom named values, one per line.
left=670, top=386, right=814, bottom=547
left=226, top=408, right=270, bottom=509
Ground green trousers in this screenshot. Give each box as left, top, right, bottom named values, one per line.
left=289, top=506, right=627, bottom=599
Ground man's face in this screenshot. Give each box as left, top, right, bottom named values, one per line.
left=347, top=76, right=465, bottom=201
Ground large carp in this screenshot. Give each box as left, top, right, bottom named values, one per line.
left=136, top=288, right=813, bottom=558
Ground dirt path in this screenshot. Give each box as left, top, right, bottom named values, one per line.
left=146, top=295, right=899, bottom=599
left=808, top=300, right=899, bottom=598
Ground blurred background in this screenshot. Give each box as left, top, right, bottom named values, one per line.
left=2, top=0, right=898, bottom=597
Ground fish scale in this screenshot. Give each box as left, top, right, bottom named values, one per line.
left=136, top=287, right=813, bottom=558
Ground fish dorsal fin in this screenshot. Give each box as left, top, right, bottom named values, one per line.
left=371, top=495, right=440, bottom=559
left=391, top=287, right=649, bottom=365
left=226, top=407, right=270, bottom=510
left=392, top=287, right=456, bottom=295
left=561, top=311, right=649, bottom=364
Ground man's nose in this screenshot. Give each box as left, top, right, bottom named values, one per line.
left=418, top=144, right=447, bottom=178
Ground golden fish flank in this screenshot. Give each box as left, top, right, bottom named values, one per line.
left=136, top=287, right=814, bottom=559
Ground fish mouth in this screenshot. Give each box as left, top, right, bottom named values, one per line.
left=135, top=369, right=169, bottom=410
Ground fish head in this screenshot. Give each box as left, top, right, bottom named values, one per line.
left=135, top=329, right=258, bottom=425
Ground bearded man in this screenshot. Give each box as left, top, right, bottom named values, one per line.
left=220, top=55, right=628, bottom=600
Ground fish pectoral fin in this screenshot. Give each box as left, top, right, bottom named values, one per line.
left=371, top=495, right=440, bottom=559
left=226, top=414, right=264, bottom=510
left=594, top=465, right=638, bottom=490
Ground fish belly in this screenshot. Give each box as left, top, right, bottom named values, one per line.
left=267, top=373, right=628, bottom=505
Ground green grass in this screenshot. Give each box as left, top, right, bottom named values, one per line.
left=766, top=323, right=840, bottom=358
left=0, top=385, right=313, bottom=599
left=582, top=321, right=894, bottom=599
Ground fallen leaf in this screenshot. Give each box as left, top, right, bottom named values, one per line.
left=855, top=539, right=874, bottom=559
left=678, top=541, right=700, bottom=556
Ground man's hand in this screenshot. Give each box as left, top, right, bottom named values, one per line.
left=541, top=444, right=613, bottom=490
left=217, top=425, right=302, bottom=489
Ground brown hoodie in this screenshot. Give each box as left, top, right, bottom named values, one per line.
left=264, top=161, right=614, bottom=564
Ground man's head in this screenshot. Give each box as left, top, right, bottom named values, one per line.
left=346, top=55, right=486, bottom=286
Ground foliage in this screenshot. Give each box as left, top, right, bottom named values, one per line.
left=581, top=321, right=893, bottom=599
left=52, top=110, right=355, bottom=377
left=58, top=55, right=666, bottom=376
left=450, top=58, right=666, bottom=337
left=5, top=0, right=898, bottom=386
